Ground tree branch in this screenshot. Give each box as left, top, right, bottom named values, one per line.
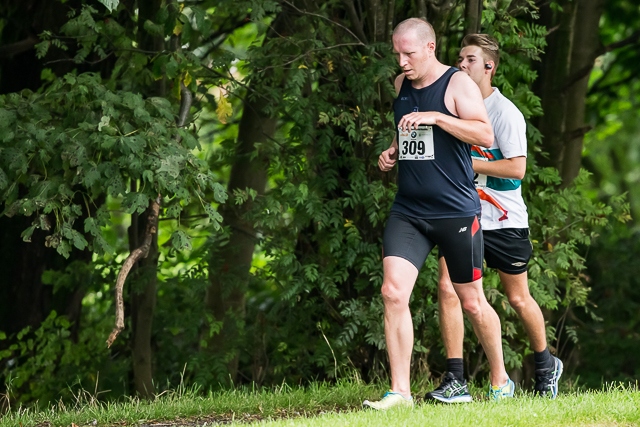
left=281, top=0, right=366, bottom=44
left=107, top=196, right=161, bottom=348
left=417, top=0, right=427, bottom=20
left=605, top=30, right=640, bottom=52
left=0, top=35, right=38, bottom=58
left=343, top=0, right=369, bottom=44
left=177, top=82, right=193, bottom=128
left=385, top=0, right=396, bottom=42
left=563, top=30, right=640, bottom=94
left=259, top=43, right=365, bottom=71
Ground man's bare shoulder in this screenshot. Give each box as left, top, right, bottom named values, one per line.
left=448, top=70, right=478, bottom=92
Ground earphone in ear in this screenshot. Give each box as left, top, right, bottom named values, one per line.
left=485, top=63, right=493, bottom=70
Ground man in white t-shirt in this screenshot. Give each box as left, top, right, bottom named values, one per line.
left=425, top=34, right=563, bottom=403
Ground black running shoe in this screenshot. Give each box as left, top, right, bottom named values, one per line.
left=425, top=372, right=472, bottom=403
left=535, top=356, right=563, bottom=399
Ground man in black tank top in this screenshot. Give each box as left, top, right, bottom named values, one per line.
left=363, top=18, right=513, bottom=410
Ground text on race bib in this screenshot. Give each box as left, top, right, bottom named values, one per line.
left=398, top=126, right=434, bottom=160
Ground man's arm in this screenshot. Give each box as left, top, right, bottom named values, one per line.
left=379, top=75, right=405, bottom=171
left=473, top=156, right=526, bottom=180
left=396, top=71, right=493, bottom=147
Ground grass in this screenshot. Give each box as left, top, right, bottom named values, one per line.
left=1, top=380, right=639, bottom=427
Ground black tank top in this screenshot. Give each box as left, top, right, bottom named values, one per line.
left=392, top=67, right=481, bottom=219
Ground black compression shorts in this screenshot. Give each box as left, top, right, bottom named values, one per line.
left=383, top=211, right=483, bottom=283
left=438, top=227, right=532, bottom=275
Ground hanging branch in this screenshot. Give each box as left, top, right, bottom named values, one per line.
left=106, top=195, right=161, bottom=348
left=107, top=82, right=193, bottom=348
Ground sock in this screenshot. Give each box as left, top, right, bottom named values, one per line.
left=447, top=358, right=464, bottom=381
left=534, top=347, right=554, bottom=372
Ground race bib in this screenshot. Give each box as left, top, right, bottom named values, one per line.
left=473, top=157, right=488, bottom=188
left=397, top=126, right=434, bottom=160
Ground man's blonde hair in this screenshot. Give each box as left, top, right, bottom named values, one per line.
left=461, top=33, right=500, bottom=68
left=393, top=18, right=436, bottom=44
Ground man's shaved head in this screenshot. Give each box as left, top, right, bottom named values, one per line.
left=392, top=18, right=436, bottom=43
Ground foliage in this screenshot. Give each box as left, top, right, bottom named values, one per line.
left=0, top=72, right=225, bottom=257
left=1, top=308, right=121, bottom=405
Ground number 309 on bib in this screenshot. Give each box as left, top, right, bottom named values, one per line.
left=397, top=125, right=435, bottom=160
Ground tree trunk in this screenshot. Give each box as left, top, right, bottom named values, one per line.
left=204, top=95, right=276, bottom=382
left=202, top=5, right=301, bottom=381
left=559, top=0, right=605, bottom=184
left=129, top=206, right=159, bottom=398
left=534, top=0, right=605, bottom=185
left=464, top=0, right=483, bottom=35
left=126, top=0, right=165, bottom=398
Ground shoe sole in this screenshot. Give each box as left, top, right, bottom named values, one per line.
left=362, top=400, right=414, bottom=410
left=427, top=394, right=473, bottom=404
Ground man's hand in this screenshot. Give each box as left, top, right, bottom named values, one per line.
left=397, top=111, right=440, bottom=131
left=379, top=146, right=398, bottom=171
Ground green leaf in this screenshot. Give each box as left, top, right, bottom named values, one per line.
left=122, top=192, right=149, bottom=214
left=57, top=240, right=71, bottom=258
left=203, top=203, right=223, bottom=230
left=0, top=108, right=17, bottom=128
left=171, top=229, right=192, bottom=251
left=165, top=203, right=183, bottom=218
left=71, top=229, right=88, bottom=250
left=212, top=182, right=228, bottom=203
left=82, top=167, right=101, bottom=187
left=98, top=115, right=110, bottom=131
left=0, top=167, right=8, bottom=190
left=21, top=225, right=37, bottom=243
left=157, top=155, right=182, bottom=179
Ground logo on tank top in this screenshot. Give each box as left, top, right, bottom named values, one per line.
left=412, top=106, right=419, bottom=112
left=400, top=97, right=409, bottom=101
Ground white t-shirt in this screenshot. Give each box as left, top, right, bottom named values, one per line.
left=472, top=88, right=529, bottom=230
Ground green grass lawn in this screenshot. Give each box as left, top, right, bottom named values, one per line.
left=2, top=380, right=639, bottom=427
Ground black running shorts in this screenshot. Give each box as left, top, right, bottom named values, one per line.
left=483, top=228, right=532, bottom=274
left=382, top=211, right=484, bottom=283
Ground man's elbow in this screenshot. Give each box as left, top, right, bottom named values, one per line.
left=512, top=158, right=527, bottom=180
left=478, top=127, right=494, bottom=148
left=514, top=169, right=525, bottom=180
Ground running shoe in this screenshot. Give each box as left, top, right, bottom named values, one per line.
left=535, top=356, right=563, bottom=399
left=362, top=391, right=414, bottom=410
left=425, top=372, right=473, bottom=403
left=488, top=377, right=515, bottom=401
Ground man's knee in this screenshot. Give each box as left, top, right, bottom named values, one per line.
left=507, top=293, right=527, bottom=311
left=505, top=286, right=534, bottom=312
left=460, top=298, right=482, bottom=317
left=381, top=281, right=408, bottom=306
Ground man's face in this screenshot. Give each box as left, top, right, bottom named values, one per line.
left=392, top=30, right=433, bottom=80
left=458, top=45, right=489, bottom=85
